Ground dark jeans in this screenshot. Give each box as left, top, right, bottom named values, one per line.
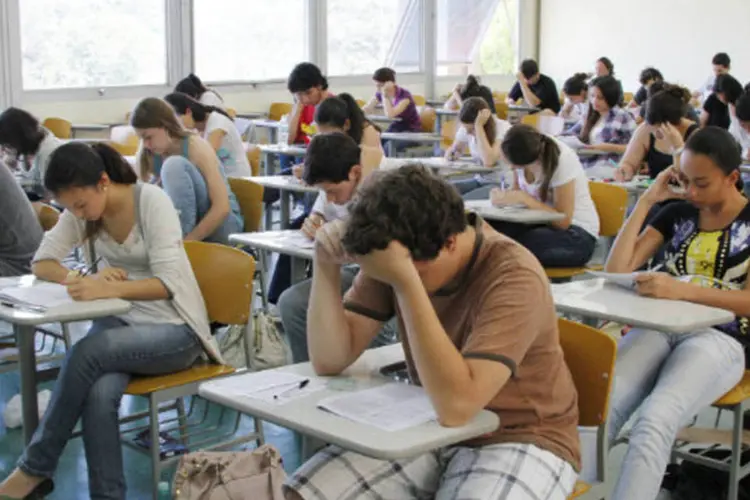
left=490, top=221, right=597, bottom=268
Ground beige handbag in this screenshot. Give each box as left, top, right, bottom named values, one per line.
left=172, top=445, right=286, bottom=500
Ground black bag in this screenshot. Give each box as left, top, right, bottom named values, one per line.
left=664, top=448, right=750, bottom=500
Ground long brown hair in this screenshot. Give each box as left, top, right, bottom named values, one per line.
left=501, top=124, right=561, bottom=202
left=579, top=76, right=620, bottom=143
left=458, top=97, right=497, bottom=145
left=130, top=97, right=191, bottom=181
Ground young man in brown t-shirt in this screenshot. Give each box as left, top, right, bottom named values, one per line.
left=284, top=165, right=580, bottom=500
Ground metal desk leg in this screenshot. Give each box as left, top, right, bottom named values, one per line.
left=435, top=114, right=443, bottom=135
left=280, top=190, right=291, bottom=230
left=263, top=151, right=272, bottom=176
left=269, top=129, right=278, bottom=145
left=386, top=141, right=394, bottom=157
left=16, top=324, right=39, bottom=444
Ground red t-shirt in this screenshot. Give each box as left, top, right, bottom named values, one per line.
left=294, top=105, right=317, bottom=144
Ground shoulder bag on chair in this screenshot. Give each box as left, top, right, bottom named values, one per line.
left=172, top=444, right=286, bottom=500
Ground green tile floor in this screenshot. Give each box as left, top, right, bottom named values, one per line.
left=0, top=326, right=301, bottom=499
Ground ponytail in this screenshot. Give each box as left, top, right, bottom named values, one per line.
left=90, top=143, right=138, bottom=185
left=164, top=92, right=232, bottom=122
left=501, top=125, right=559, bottom=202
left=538, top=135, right=561, bottom=202
left=338, top=93, right=368, bottom=144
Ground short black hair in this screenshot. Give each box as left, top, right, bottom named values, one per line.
left=639, top=67, right=663, bottom=85
left=288, top=62, right=328, bottom=93
left=372, top=67, right=396, bottom=83
left=645, top=83, right=691, bottom=126
left=0, top=107, right=46, bottom=157
left=597, top=57, right=615, bottom=75
left=712, top=52, right=731, bottom=68
left=736, top=93, right=750, bottom=122
left=302, top=132, right=360, bottom=185
left=684, top=126, right=743, bottom=192
left=563, top=73, right=588, bottom=96
left=342, top=165, right=467, bottom=261
left=519, top=59, right=539, bottom=79
left=714, top=74, right=744, bottom=105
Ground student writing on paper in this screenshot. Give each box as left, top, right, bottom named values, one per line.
left=284, top=165, right=580, bottom=500
left=443, top=74, right=497, bottom=114
left=174, top=73, right=226, bottom=110
left=445, top=97, right=511, bottom=200
left=0, top=161, right=43, bottom=276
left=488, top=124, right=599, bottom=268
left=603, top=127, right=750, bottom=500
left=277, top=133, right=395, bottom=361
left=632, top=67, right=664, bottom=111
left=164, top=92, right=252, bottom=178
left=559, top=73, right=589, bottom=125
left=506, top=59, right=561, bottom=114
left=563, top=76, right=636, bottom=177
left=0, top=107, right=63, bottom=204
left=0, top=142, right=220, bottom=500
left=618, top=83, right=699, bottom=181
left=131, top=97, right=243, bottom=244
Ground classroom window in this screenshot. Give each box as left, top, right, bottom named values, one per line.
left=19, top=0, right=167, bottom=90
left=326, top=0, right=422, bottom=77
left=436, top=0, right=518, bottom=76
left=193, top=0, right=308, bottom=83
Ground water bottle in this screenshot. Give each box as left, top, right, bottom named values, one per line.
left=157, top=481, right=171, bottom=499
left=277, top=114, right=289, bottom=145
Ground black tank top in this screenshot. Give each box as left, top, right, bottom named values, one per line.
left=646, top=123, right=699, bottom=178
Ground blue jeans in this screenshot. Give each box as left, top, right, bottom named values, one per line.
left=490, top=222, right=596, bottom=268
left=607, top=328, right=745, bottom=500
left=18, top=317, right=203, bottom=500
left=268, top=212, right=309, bottom=304
left=277, top=266, right=398, bottom=363
left=160, top=156, right=242, bottom=244
left=452, top=178, right=503, bottom=200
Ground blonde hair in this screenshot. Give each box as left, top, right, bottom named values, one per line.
left=130, top=97, right=191, bottom=181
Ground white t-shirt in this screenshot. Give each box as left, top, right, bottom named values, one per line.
left=730, top=114, right=750, bottom=160
left=516, top=136, right=600, bottom=237
left=454, top=117, right=511, bottom=182
left=200, top=90, right=226, bottom=110
left=311, top=192, right=350, bottom=222
left=204, top=112, right=252, bottom=178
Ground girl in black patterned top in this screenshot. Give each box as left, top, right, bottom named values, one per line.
left=603, top=126, right=749, bottom=500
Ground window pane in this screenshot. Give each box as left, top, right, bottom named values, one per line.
left=436, top=0, right=518, bottom=76
left=194, top=0, right=307, bottom=83
left=20, top=0, right=166, bottom=90
left=327, top=0, right=422, bottom=77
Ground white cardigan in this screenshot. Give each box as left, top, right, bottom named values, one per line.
left=33, top=183, right=223, bottom=364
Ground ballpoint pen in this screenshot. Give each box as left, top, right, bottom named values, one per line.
left=272, top=379, right=310, bottom=400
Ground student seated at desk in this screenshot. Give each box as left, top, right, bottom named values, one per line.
left=731, top=93, right=750, bottom=162
left=593, top=56, right=625, bottom=106
left=618, top=83, right=699, bottom=181
left=693, top=52, right=731, bottom=105
left=444, top=97, right=511, bottom=200
left=131, top=97, right=242, bottom=244
left=443, top=74, right=497, bottom=114
left=559, top=73, right=589, bottom=124
left=564, top=76, right=636, bottom=177
left=603, top=127, right=749, bottom=500
left=0, top=142, right=218, bottom=500
left=267, top=96, right=384, bottom=304
left=506, top=59, right=561, bottom=114
left=632, top=67, right=664, bottom=111
left=165, top=92, right=252, bottom=178
left=175, top=73, right=226, bottom=110
left=701, top=73, right=744, bottom=130
left=489, top=124, right=599, bottom=268
left=277, top=133, right=394, bottom=362
left=636, top=80, right=700, bottom=127
left=363, top=67, right=421, bottom=132
left=0, top=107, right=63, bottom=202
left=284, top=165, right=580, bottom=500
left=0, top=161, right=43, bottom=276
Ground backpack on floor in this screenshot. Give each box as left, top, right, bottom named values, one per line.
left=664, top=448, right=750, bottom=500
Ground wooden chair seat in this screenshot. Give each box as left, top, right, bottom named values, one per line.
left=125, top=364, right=235, bottom=396
left=545, top=267, right=587, bottom=280
left=567, top=480, right=591, bottom=499
left=714, top=370, right=750, bottom=406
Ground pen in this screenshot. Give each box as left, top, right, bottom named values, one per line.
left=80, top=256, right=104, bottom=277
left=273, top=379, right=310, bottom=400
left=0, top=301, right=46, bottom=313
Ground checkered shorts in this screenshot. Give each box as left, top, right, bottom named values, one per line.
left=284, top=442, right=577, bottom=500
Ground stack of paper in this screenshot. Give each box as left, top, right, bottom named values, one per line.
left=317, top=384, right=437, bottom=432
left=586, top=271, right=637, bottom=289
left=218, top=371, right=323, bottom=404
left=0, top=283, right=75, bottom=310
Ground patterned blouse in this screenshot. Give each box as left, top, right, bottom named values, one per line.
left=651, top=201, right=750, bottom=354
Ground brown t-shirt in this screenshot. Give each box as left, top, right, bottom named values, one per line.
left=343, top=214, right=581, bottom=470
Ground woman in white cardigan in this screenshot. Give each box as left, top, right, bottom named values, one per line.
left=0, top=142, right=221, bottom=500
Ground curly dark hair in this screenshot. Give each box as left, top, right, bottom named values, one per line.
left=342, top=165, right=467, bottom=260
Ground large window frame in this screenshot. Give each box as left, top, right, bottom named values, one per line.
left=0, top=0, right=533, bottom=106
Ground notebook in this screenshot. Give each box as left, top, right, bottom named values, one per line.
left=0, top=282, right=75, bottom=311
left=317, top=384, right=437, bottom=432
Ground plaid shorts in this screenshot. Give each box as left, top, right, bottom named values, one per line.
left=285, top=442, right=577, bottom=500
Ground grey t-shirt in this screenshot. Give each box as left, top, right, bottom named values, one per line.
left=0, top=164, right=44, bottom=276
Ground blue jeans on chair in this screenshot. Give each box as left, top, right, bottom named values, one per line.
left=160, top=156, right=242, bottom=244
left=490, top=221, right=596, bottom=268
left=18, top=317, right=203, bottom=500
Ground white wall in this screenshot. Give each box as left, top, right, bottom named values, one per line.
left=539, top=0, right=750, bottom=92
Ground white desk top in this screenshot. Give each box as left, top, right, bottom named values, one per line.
left=236, top=111, right=267, bottom=119
left=71, top=123, right=110, bottom=131
left=250, top=119, right=282, bottom=129
left=0, top=276, right=131, bottom=326
left=551, top=278, right=735, bottom=334
left=464, top=199, right=565, bottom=225
left=199, top=344, right=499, bottom=459
left=434, top=108, right=459, bottom=116
left=588, top=176, right=651, bottom=193
left=229, top=230, right=315, bottom=260
left=244, top=175, right=318, bottom=194
left=366, top=115, right=401, bottom=124
left=257, top=144, right=307, bottom=156
left=381, top=132, right=442, bottom=143
left=508, top=105, right=538, bottom=113
left=576, top=148, right=612, bottom=157
left=382, top=157, right=503, bottom=175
